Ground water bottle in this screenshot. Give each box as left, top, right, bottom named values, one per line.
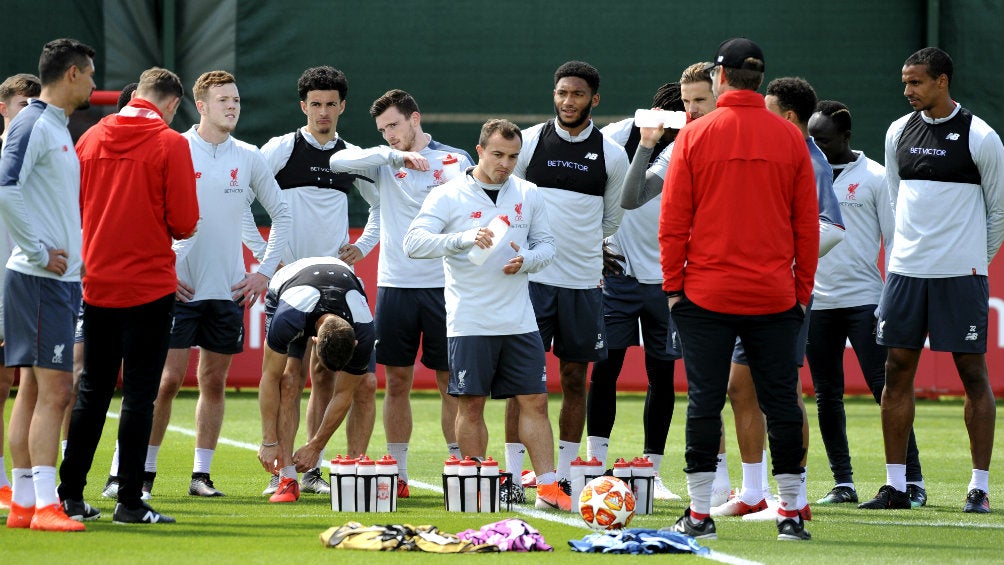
left=632, top=456, right=655, bottom=515
left=329, top=455, right=342, bottom=511
left=467, top=215, right=511, bottom=265
left=570, top=456, right=587, bottom=505
left=458, top=457, right=479, bottom=512
left=375, top=455, right=397, bottom=512
left=583, top=456, right=605, bottom=485
left=634, top=108, right=688, bottom=129
left=479, top=457, right=500, bottom=512
left=443, top=455, right=461, bottom=511
left=613, top=457, right=632, bottom=485
left=338, top=456, right=357, bottom=512
left=441, top=153, right=461, bottom=182
left=356, top=455, right=376, bottom=511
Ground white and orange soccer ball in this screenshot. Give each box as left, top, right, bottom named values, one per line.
left=579, top=476, right=635, bottom=530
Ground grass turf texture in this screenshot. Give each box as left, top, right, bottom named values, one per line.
left=1, top=390, right=1002, bottom=564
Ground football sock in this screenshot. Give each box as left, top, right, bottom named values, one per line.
left=505, top=442, right=526, bottom=474
left=447, top=443, right=461, bottom=459
left=109, top=441, right=120, bottom=477
left=0, top=456, right=9, bottom=488
left=586, top=436, right=609, bottom=468
left=886, top=464, right=907, bottom=492
left=315, top=449, right=325, bottom=470
left=535, top=471, right=556, bottom=486
left=712, top=452, right=730, bottom=491
left=145, top=445, right=161, bottom=473
left=12, top=468, right=34, bottom=507
left=796, top=469, right=808, bottom=508
left=557, top=441, right=579, bottom=481
left=740, top=462, right=764, bottom=503
left=969, top=469, right=989, bottom=493
left=760, top=449, right=771, bottom=496
left=60, top=440, right=68, bottom=459
left=280, top=465, right=297, bottom=480
left=644, top=452, right=663, bottom=474
left=387, top=443, right=408, bottom=482
left=775, top=473, right=801, bottom=522
left=32, top=465, right=59, bottom=508
left=686, top=471, right=715, bottom=517
left=193, top=448, right=214, bottom=474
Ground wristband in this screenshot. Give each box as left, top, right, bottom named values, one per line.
left=261, top=440, right=279, bottom=447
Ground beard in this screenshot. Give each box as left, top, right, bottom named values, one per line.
left=554, top=102, right=591, bottom=130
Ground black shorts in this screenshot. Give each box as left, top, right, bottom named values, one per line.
left=529, top=282, right=607, bottom=362
left=877, top=273, right=989, bottom=353
left=169, top=299, right=245, bottom=354
left=373, top=287, right=448, bottom=371
left=601, top=273, right=680, bottom=360
left=447, top=332, right=547, bottom=399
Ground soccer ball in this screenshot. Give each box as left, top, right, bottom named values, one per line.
left=579, top=476, right=635, bottom=530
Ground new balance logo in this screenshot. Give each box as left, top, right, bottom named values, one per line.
left=584, top=152, right=599, bottom=160
left=965, top=325, right=979, bottom=341
left=946, top=132, right=960, bottom=141
left=143, top=511, right=161, bottom=523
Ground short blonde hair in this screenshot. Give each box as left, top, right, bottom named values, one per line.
left=192, top=70, right=236, bottom=101
left=0, top=73, right=41, bottom=104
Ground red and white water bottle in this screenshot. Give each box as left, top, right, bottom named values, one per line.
left=468, top=215, right=511, bottom=265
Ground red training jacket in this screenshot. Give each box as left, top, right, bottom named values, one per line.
left=77, top=98, right=199, bottom=308
left=659, top=89, right=818, bottom=315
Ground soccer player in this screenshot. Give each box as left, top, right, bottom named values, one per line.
left=0, top=38, right=95, bottom=531
left=585, top=82, right=684, bottom=501
left=330, top=89, right=472, bottom=498
left=506, top=61, right=628, bottom=489
left=144, top=70, right=291, bottom=498
left=864, top=47, right=1004, bottom=513
left=806, top=100, right=925, bottom=506
left=0, top=72, right=40, bottom=511
left=662, top=38, right=818, bottom=541
left=404, top=118, right=568, bottom=511
left=257, top=257, right=375, bottom=503
left=257, top=66, right=378, bottom=497
left=59, top=66, right=198, bottom=526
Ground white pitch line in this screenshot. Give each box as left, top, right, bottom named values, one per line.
left=111, top=411, right=760, bottom=563
left=849, top=519, right=1004, bottom=529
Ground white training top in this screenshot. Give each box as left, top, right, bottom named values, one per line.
left=404, top=171, right=554, bottom=336
left=329, top=136, right=473, bottom=288
left=174, top=127, right=291, bottom=301
left=812, top=151, right=893, bottom=309
left=885, top=104, right=1004, bottom=277
left=259, top=128, right=379, bottom=262
left=514, top=120, right=627, bottom=289
left=600, top=120, right=668, bottom=284
left=0, top=99, right=81, bottom=281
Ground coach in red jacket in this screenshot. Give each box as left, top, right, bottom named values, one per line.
left=660, top=38, right=819, bottom=542
left=59, top=67, right=199, bottom=525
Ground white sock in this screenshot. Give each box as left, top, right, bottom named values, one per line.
left=387, top=443, right=409, bottom=481
left=775, top=473, right=801, bottom=522
left=193, top=448, right=214, bottom=474
left=11, top=468, right=34, bottom=507
left=796, top=469, right=808, bottom=508
left=713, top=453, right=730, bottom=490
left=740, top=462, right=763, bottom=503
left=0, top=456, right=9, bottom=488
left=886, top=464, right=907, bottom=492
left=760, top=449, right=771, bottom=496
left=686, top=471, right=716, bottom=516
left=61, top=440, right=68, bottom=459
left=586, top=436, right=609, bottom=468
left=281, top=465, right=297, bottom=479
left=505, top=442, right=526, bottom=474
left=906, top=479, right=925, bottom=489
left=644, top=452, right=663, bottom=474
left=109, top=441, right=120, bottom=477
left=447, top=443, right=461, bottom=459
left=557, top=441, right=580, bottom=481
left=315, top=448, right=325, bottom=470
left=145, top=445, right=161, bottom=473
left=836, top=482, right=855, bottom=491
left=536, top=471, right=557, bottom=486
left=969, top=469, right=990, bottom=493
left=32, top=465, right=59, bottom=508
